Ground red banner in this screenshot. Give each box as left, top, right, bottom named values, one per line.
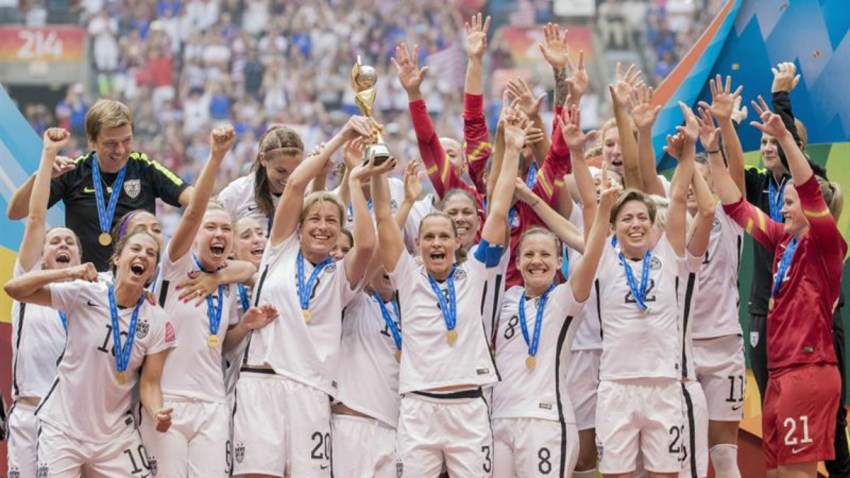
left=0, top=26, right=85, bottom=63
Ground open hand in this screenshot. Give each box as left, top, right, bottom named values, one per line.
left=241, top=304, right=279, bottom=330
left=392, top=42, right=429, bottom=95
left=464, top=13, right=490, bottom=59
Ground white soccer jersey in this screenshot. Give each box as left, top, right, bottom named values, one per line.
left=223, top=284, right=252, bottom=400
left=596, top=236, right=699, bottom=380
left=40, top=279, right=176, bottom=442
left=403, top=193, right=437, bottom=254
left=218, top=174, right=277, bottom=230
left=10, top=261, right=66, bottom=400
left=156, top=252, right=239, bottom=402
left=564, top=202, right=604, bottom=352
left=491, top=285, right=585, bottom=423
left=335, top=292, right=401, bottom=428
left=691, top=206, right=743, bottom=339
left=334, top=176, right=405, bottom=229
left=470, top=242, right=511, bottom=349
left=245, top=232, right=359, bottom=395
left=388, top=247, right=500, bottom=394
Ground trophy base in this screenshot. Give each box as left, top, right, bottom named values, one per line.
left=366, top=143, right=391, bottom=165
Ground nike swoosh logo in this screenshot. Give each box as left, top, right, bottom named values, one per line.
left=320, top=465, right=329, bottom=470
left=87, top=300, right=99, bottom=307
left=247, top=205, right=258, bottom=211
left=731, top=404, right=743, bottom=411
left=791, top=446, right=810, bottom=454
left=83, top=186, right=113, bottom=194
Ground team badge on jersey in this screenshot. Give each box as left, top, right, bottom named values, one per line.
left=396, top=460, right=403, bottom=478
left=149, top=456, right=158, bottom=476
left=452, top=268, right=467, bottom=281
left=650, top=256, right=663, bottom=270
left=124, top=179, right=142, bottom=199
left=9, top=467, right=19, bottom=478
left=750, top=331, right=759, bottom=347
left=325, top=263, right=337, bottom=273
left=235, top=442, right=245, bottom=463
left=37, top=463, right=48, bottom=478
left=136, top=320, right=150, bottom=339
left=712, top=216, right=722, bottom=233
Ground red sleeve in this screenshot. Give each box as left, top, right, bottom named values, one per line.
left=796, top=174, right=846, bottom=257
left=463, top=93, right=491, bottom=195
left=722, top=197, right=785, bottom=252
left=530, top=121, right=571, bottom=206
left=409, top=99, right=472, bottom=200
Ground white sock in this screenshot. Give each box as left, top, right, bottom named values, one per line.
left=709, top=444, right=741, bottom=478
left=573, top=470, right=597, bottom=478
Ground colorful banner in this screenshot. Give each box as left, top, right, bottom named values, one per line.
left=0, top=26, right=85, bottom=64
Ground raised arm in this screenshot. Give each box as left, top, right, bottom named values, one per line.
left=770, top=62, right=803, bottom=145
left=570, top=184, right=620, bottom=301
left=750, top=96, right=812, bottom=186
left=395, top=160, right=423, bottom=229
left=6, top=154, right=76, bottom=220
left=481, top=109, right=525, bottom=245
left=486, top=91, right=513, bottom=202
left=168, top=126, right=235, bottom=262
left=662, top=103, right=700, bottom=257
left=343, top=158, right=392, bottom=286
left=19, top=129, right=71, bottom=271
left=270, top=116, right=372, bottom=246
left=372, top=167, right=404, bottom=273
left=506, top=77, right=548, bottom=168
left=4, top=262, right=98, bottom=307
left=463, top=13, right=492, bottom=193
left=699, top=75, right=745, bottom=194
left=515, top=178, right=584, bottom=253
left=560, top=104, right=599, bottom=241
left=630, top=84, right=665, bottom=196
left=609, top=63, right=643, bottom=190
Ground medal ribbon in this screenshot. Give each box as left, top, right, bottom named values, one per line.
left=518, top=284, right=555, bottom=358
left=237, top=283, right=251, bottom=312
left=297, top=252, right=333, bottom=312
left=347, top=198, right=373, bottom=221
left=509, top=162, right=538, bottom=227
left=619, top=250, right=652, bottom=313
left=771, top=237, right=799, bottom=303
left=107, top=284, right=145, bottom=378
left=372, top=292, right=402, bottom=351
left=91, top=153, right=128, bottom=238
left=58, top=311, right=67, bottom=332
left=768, top=176, right=788, bottom=223
left=192, top=255, right=224, bottom=337
left=427, top=265, right=458, bottom=333
left=561, top=243, right=570, bottom=279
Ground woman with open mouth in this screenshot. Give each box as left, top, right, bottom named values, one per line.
left=4, top=230, right=175, bottom=477
left=589, top=104, right=714, bottom=478
left=6, top=128, right=83, bottom=478
left=370, top=106, right=527, bottom=477
left=231, top=116, right=381, bottom=478
left=138, top=126, right=277, bottom=477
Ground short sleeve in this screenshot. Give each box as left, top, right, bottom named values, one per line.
left=144, top=154, right=189, bottom=207
left=47, top=174, right=68, bottom=209
left=387, top=250, right=417, bottom=289
left=146, top=308, right=177, bottom=355
left=682, top=251, right=703, bottom=274
left=550, top=282, right=586, bottom=318
left=161, top=247, right=194, bottom=281
left=261, top=228, right=300, bottom=266
left=49, top=280, right=83, bottom=315
left=217, top=180, right=241, bottom=219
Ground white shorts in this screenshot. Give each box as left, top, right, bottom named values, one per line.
left=37, top=419, right=150, bottom=477
left=397, top=391, right=493, bottom=478
left=565, top=349, right=601, bottom=431
left=231, top=371, right=332, bottom=477
left=7, top=401, right=38, bottom=478
left=138, top=397, right=229, bottom=477
left=680, top=380, right=708, bottom=478
left=596, top=379, right=685, bottom=475
left=492, top=417, right=578, bottom=478
left=693, top=335, right=745, bottom=422
left=331, top=414, right=397, bottom=478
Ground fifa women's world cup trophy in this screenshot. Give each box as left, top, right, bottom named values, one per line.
left=351, top=56, right=391, bottom=164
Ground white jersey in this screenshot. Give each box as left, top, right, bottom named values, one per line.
left=469, top=241, right=511, bottom=349
left=218, top=174, right=277, bottom=231
left=335, top=292, right=401, bottom=428
left=565, top=202, right=603, bottom=352
left=10, top=261, right=66, bottom=400
left=596, top=236, right=700, bottom=381
left=691, top=206, right=743, bottom=339
left=223, top=283, right=252, bottom=399
left=245, top=232, right=359, bottom=395
left=156, top=252, right=239, bottom=402
left=403, top=193, right=437, bottom=254
left=491, top=285, right=585, bottom=422
left=40, top=280, right=176, bottom=442
left=388, top=246, right=500, bottom=394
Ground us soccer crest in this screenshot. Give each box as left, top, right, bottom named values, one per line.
left=712, top=216, right=722, bottom=233
left=124, top=179, right=141, bottom=199
left=649, top=256, right=663, bottom=270
left=37, top=463, right=49, bottom=478
left=750, top=331, right=759, bottom=347
left=136, top=320, right=150, bottom=339
left=9, top=466, right=19, bottom=478
left=235, top=442, right=245, bottom=463
left=325, top=263, right=337, bottom=273
left=452, top=268, right=467, bottom=281
left=396, top=459, right=403, bottom=478
left=149, top=456, right=158, bottom=476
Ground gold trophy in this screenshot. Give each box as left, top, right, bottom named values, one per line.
left=351, top=56, right=390, bottom=164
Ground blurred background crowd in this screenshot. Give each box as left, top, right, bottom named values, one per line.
left=2, top=0, right=722, bottom=230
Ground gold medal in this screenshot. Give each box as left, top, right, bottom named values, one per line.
left=526, top=356, right=537, bottom=370
left=446, top=329, right=458, bottom=345
left=115, top=371, right=126, bottom=385
left=769, top=297, right=775, bottom=311
left=207, top=335, right=220, bottom=348
left=302, top=309, right=312, bottom=323
left=99, top=232, right=112, bottom=246
left=394, top=350, right=402, bottom=363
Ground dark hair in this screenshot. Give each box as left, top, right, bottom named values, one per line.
left=440, top=188, right=478, bottom=212
left=253, top=126, right=304, bottom=217
left=419, top=212, right=468, bottom=262
left=609, top=189, right=657, bottom=225
left=43, top=227, right=83, bottom=267
left=109, top=231, right=161, bottom=287
left=339, top=228, right=354, bottom=247
left=110, top=209, right=160, bottom=244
